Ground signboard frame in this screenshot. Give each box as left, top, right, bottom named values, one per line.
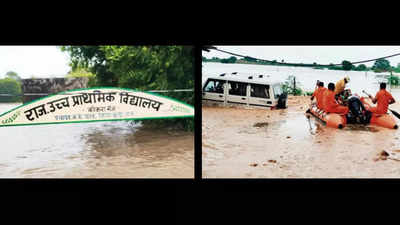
left=0, top=87, right=194, bottom=127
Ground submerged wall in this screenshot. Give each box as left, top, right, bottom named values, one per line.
left=21, top=78, right=89, bottom=103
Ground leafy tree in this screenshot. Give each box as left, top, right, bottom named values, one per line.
left=244, top=56, right=257, bottom=62
left=0, top=78, right=22, bottom=102
left=372, top=58, right=391, bottom=72
left=282, top=75, right=303, bottom=96
left=220, top=56, right=237, bottom=63
left=355, top=64, right=367, bottom=71
left=61, top=46, right=194, bottom=131
left=5, top=71, right=21, bottom=82
left=342, top=60, right=353, bottom=71
left=66, top=67, right=97, bottom=87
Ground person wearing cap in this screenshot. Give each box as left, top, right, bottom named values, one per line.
left=323, top=82, right=349, bottom=115
left=311, top=81, right=327, bottom=110
left=367, top=82, right=395, bottom=115
left=335, top=76, right=350, bottom=96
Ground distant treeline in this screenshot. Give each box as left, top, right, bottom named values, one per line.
left=203, top=56, right=400, bottom=73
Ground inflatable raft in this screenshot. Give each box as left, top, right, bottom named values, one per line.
left=308, top=98, right=398, bottom=129
left=359, top=97, right=398, bottom=129
left=308, top=104, right=347, bottom=129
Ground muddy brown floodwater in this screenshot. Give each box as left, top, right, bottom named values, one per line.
left=202, top=96, right=400, bottom=178
left=0, top=103, right=194, bottom=178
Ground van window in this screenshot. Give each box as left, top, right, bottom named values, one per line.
left=273, top=84, right=283, bottom=99
left=203, top=79, right=225, bottom=94
left=228, top=81, right=247, bottom=96
left=250, top=84, right=270, bottom=99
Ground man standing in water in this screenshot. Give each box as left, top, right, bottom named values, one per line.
left=324, top=83, right=349, bottom=114
left=367, top=83, right=395, bottom=115
left=311, top=81, right=327, bottom=110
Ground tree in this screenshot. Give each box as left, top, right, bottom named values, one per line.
left=342, top=60, right=353, bottom=71
left=372, top=58, right=391, bottom=72
left=282, top=75, right=302, bottom=96
left=61, top=46, right=194, bottom=130
left=356, top=64, right=367, bottom=71
left=244, top=56, right=257, bottom=62
left=0, top=78, right=22, bottom=102
left=220, top=56, right=237, bottom=63
left=5, top=71, right=21, bottom=82
left=66, top=67, right=97, bottom=87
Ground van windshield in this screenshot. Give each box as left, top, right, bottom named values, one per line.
left=273, top=84, right=283, bottom=99
left=203, top=79, right=225, bottom=94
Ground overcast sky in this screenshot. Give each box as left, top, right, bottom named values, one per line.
left=0, top=46, right=71, bottom=79
left=202, top=46, right=400, bottom=67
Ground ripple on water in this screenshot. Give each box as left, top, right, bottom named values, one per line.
left=0, top=103, right=194, bottom=178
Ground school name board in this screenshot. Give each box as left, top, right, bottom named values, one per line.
left=0, top=87, right=194, bottom=127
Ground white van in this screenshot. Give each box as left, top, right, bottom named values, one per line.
left=202, top=72, right=287, bottom=109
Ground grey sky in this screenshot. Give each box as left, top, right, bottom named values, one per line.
left=202, top=46, right=400, bottom=67
left=0, top=46, right=71, bottom=79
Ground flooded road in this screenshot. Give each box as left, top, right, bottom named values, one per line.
left=0, top=103, right=194, bottom=178
left=202, top=96, right=400, bottom=178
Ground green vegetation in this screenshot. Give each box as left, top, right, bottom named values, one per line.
left=0, top=71, right=22, bottom=102
left=203, top=56, right=371, bottom=72
left=388, top=75, right=400, bottom=85
left=341, top=60, right=353, bottom=71
left=372, top=59, right=391, bottom=72
left=66, top=67, right=97, bottom=87
left=61, top=46, right=194, bottom=131
left=282, top=75, right=303, bottom=96
left=305, top=91, right=314, bottom=96
left=220, top=56, right=237, bottom=63
left=5, top=71, right=21, bottom=82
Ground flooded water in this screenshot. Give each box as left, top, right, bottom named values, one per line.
left=0, top=103, right=194, bottom=178
left=202, top=62, right=400, bottom=99
left=202, top=96, right=400, bottom=178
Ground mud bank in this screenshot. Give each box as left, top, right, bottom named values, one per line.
left=202, top=96, right=400, bottom=178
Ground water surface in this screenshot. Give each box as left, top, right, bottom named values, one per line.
left=0, top=103, right=194, bottom=178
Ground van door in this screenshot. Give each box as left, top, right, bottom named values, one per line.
left=202, top=79, right=226, bottom=103
left=226, top=81, right=249, bottom=105
left=248, top=83, right=272, bottom=107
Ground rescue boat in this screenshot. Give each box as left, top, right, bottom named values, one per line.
left=307, top=98, right=398, bottom=129
left=360, top=97, right=398, bottom=129
left=308, top=104, right=347, bottom=129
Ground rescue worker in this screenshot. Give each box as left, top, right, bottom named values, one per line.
left=324, top=82, right=349, bottom=114
left=311, top=81, right=327, bottom=110
left=335, top=76, right=350, bottom=96
left=367, top=82, right=395, bottom=114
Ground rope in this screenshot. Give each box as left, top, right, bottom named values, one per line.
left=204, top=46, right=400, bottom=67
left=0, top=89, right=194, bottom=97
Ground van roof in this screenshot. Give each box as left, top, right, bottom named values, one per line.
left=205, top=72, right=282, bottom=85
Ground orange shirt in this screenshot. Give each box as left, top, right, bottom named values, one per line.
left=322, top=89, right=330, bottom=111
left=323, top=89, right=340, bottom=112
left=312, top=87, right=327, bottom=109
left=374, top=89, right=394, bottom=114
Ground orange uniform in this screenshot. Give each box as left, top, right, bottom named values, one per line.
left=323, top=89, right=349, bottom=114
left=369, top=89, right=395, bottom=114
left=312, top=87, right=327, bottom=109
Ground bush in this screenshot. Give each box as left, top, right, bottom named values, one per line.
left=388, top=75, right=400, bottom=86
